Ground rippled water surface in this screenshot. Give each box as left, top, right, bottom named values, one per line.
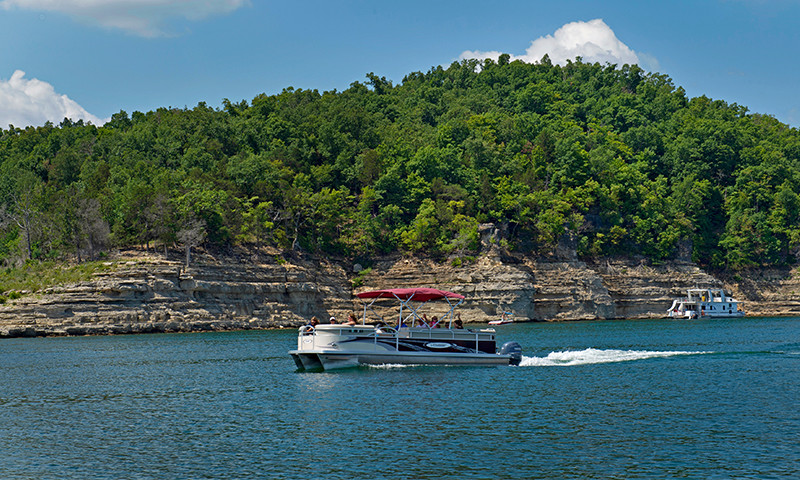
left=2, top=316, right=799, bottom=479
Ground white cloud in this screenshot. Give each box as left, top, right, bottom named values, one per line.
left=460, top=19, right=642, bottom=68
left=0, top=70, right=105, bottom=128
left=0, top=0, right=250, bottom=37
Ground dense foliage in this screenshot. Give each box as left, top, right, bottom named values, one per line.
left=2, top=57, right=800, bottom=269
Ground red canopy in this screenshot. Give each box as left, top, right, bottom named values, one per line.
left=356, top=288, right=464, bottom=302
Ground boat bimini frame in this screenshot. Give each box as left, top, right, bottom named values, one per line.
left=356, top=287, right=464, bottom=328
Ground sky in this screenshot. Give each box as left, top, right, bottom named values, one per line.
left=1, top=0, right=800, bottom=128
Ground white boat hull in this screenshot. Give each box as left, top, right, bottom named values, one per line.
left=290, top=350, right=513, bottom=370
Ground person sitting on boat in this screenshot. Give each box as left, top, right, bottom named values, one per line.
left=329, top=316, right=338, bottom=324
left=418, top=314, right=431, bottom=328
left=307, top=316, right=320, bottom=327
left=431, top=315, right=440, bottom=328
left=345, top=313, right=358, bottom=325
left=454, top=314, right=464, bottom=329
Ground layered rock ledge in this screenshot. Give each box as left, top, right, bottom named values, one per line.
left=1, top=249, right=799, bottom=338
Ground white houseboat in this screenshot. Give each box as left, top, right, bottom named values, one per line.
left=289, top=287, right=522, bottom=371
left=667, top=288, right=745, bottom=319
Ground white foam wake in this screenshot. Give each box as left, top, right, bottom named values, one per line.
left=519, top=348, right=710, bottom=367
left=367, top=363, right=421, bottom=369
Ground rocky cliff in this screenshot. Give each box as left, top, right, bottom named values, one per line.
left=1, top=247, right=799, bottom=338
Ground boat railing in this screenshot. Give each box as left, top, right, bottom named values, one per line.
left=678, top=296, right=734, bottom=303
left=299, top=324, right=494, bottom=353
left=404, top=327, right=494, bottom=340
left=298, top=324, right=400, bottom=350
left=297, top=325, right=318, bottom=350
left=373, top=326, right=400, bottom=350
left=404, top=327, right=494, bottom=352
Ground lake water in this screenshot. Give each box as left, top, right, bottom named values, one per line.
left=2, top=316, right=799, bottom=479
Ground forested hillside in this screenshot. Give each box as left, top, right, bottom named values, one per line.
left=2, top=56, right=799, bottom=270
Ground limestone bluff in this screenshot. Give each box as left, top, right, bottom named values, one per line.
left=2, top=245, right=798, bottom=338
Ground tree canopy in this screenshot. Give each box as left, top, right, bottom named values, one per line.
left=1, top=58, right=799, bottom=269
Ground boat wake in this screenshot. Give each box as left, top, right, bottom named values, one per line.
left=367, top=363, right=422, bottom=369
left=519, top=348, right=711, bottom=367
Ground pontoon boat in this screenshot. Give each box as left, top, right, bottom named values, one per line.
left=289, top=288, right=522, bottom=371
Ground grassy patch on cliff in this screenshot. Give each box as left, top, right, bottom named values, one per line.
left=0, top=260, right=118, bottom=302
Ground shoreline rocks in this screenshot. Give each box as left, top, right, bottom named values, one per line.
left=2, top=250, right=799, bottom=338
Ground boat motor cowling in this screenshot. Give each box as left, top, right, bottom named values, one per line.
left=499, top=341, right=522, bottom=365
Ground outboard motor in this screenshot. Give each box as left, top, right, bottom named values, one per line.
left=499, top=341, right=522, bottom=366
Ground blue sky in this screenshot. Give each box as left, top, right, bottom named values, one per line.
left=1, top=0, right=799, bottom=128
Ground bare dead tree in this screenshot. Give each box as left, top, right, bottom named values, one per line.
left=177, top=218, right=206, bottom=269
left=0, top=191, right=42, bottom=261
